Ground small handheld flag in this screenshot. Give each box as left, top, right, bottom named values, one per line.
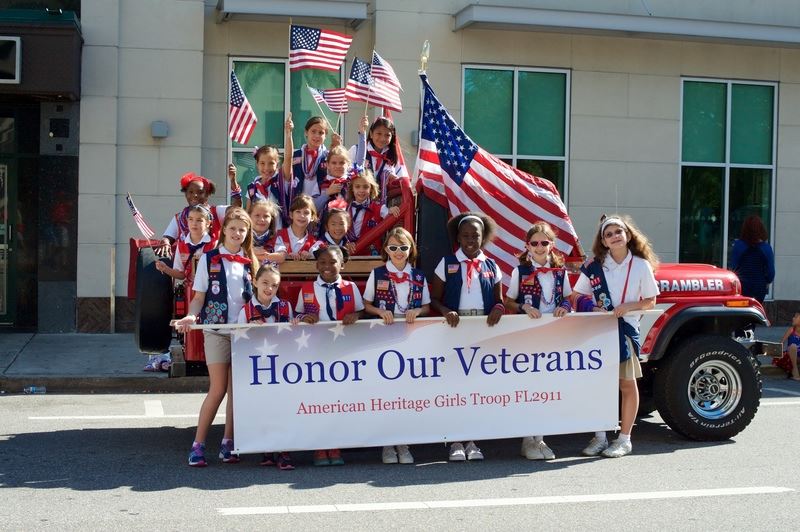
left=125, top=193, right=156, bottom=239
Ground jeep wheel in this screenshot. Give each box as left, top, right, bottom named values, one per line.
left=134, top=247, right=174, bottom=354
left=654, top=335, right=761, bottom=441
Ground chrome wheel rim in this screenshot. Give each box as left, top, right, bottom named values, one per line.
left=687, top=360, right=742, bottom=419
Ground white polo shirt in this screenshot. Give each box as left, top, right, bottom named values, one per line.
left=506, top=261, right=573, bottom=313
left=363, top=262, right=431, bottom=316
left=295, top=275, right=365, bottom=322
left=193, top=245, right=249, bottom=321
left=434, top=249, right=502, bottom=311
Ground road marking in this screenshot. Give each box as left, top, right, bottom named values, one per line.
left=763, top=386, right=800, bottom=397
left=144, top=400, right=164, bottom=417
left=760, top=400, right=800, bottom=406
left=216, top=486, right=793, bottom=515
left=29, top=414, right=221, bottom=420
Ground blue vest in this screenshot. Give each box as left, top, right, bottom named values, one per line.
left=292, top=146, right=327, bottom=195
left=579, top=258, right=639, bottom=362
left=198, top=249, right=253, bottom=325
left=514, top=264, right=567, bottom=310
left=442, top=255, right=497, bottom=315
left=371, top=266, right=426, bottom=314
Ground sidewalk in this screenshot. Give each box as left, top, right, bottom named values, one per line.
left=0, top=333, right=208, bottom=394
left=0, top=327, right=789, bottom=394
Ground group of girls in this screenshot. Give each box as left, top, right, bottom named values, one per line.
left=159, top=113, right=660, bottom=469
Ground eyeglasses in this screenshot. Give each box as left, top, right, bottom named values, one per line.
left=386, top=245, right=410, bottom=252
left=603, top=229, right=626, bottom=239
left=528, top=240, right=551, bottom=247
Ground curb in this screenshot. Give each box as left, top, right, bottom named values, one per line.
left=0, top=375, right=210, bottom=394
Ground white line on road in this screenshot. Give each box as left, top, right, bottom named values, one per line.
left=144, top=400, right=164, bottom=417
left=760, top=400, right=800, bottom=406
left=29, top=414, right=219, bottom=420
left=216, top=486, right=794, bottom=516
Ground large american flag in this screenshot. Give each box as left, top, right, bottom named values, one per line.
left=371, top=51, right=402, bottom=91
left=308, top=86, right=349, bottom=114
left=345, top=58, right=402, bottom=112
left=289, top=24, right=352, bottom=72
left=414, top=74, right=580, bottom=279
left=229, top=71, right=257, bottom=145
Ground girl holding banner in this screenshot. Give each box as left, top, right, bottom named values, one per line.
left=573, top=214, right=660, bottom=459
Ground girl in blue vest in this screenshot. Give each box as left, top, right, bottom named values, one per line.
left=430, top=212, right=505, bottom=461
left=346, top=168, right=400, bottom=254
left=247, top=198, right=282, bottom=265
left=246, top=116, right=295, bottom=228
left=295, top=245, right=364, bottom=466
left=503, top=221, right=572, bottom=461
left=272, top=194, right=319, bottom=262
left=363, top=227, right=431, bottom=465
left=573, top=214, right=659, bottom=459
left=236, top=264, right=296, bottom=470
left=310, top=200, right=356, bottom=256
left=349, top=115, right=408, bottom=205
left=174, top=207, right=258, bottom=467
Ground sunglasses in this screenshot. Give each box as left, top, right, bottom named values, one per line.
left=528, top=240, right=551, bottom=247
left=386, top=245, right=410, bottom=252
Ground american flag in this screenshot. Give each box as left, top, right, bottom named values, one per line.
left=125, top=193, right=156, bottom=239
left=414, top=74, right=580, bottom=281
left=345, top=58, right=402, bottom=112
left=289, top=24, right=353, bottom=72
left=308, top=86, right=349, bottom=114
left=371, top=51, right=402, bottom=91
left=229, top=71, right=257, bottom=145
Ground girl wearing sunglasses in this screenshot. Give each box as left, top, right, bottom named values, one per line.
left=503, top=221, right=573, bottom=461
left=363, top=227, right=430, bottom=465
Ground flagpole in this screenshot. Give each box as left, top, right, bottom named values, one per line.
left=415, top=40, right=431, bottom=247
left=307, top=83, right=333, bottom=132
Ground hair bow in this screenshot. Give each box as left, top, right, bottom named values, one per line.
left=180, top=172, right=209, bottom=190
left=348, top=163, right=364, bottom=180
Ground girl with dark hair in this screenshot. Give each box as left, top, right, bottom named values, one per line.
left=729, top=215, right=775, bottom=303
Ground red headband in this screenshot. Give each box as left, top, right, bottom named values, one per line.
left=180, top=172, right=210, bottom=190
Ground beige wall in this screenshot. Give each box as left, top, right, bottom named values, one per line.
left=77, top=0, right=800, bottom=301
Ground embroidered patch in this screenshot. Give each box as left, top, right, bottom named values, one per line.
left=377, top=280, right=390, bottom=291
left=209, top=262, right=221, bottom=273
left=447, top=264, right=460, bottom=274
left=342, top=295, right=352, bottom=302
left=522, top=278, right=536, bottom=286
left=303, top=292, right=315, bottom=303
left=211, top=281, right=221, bottom=295
left=482, top=271, right=494, bottom=278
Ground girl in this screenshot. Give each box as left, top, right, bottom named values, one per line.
left=430, top=212, right=505, bottom=461
left=729, top=214, right=775, bottom=303
left=272, top=194, right=319, bottom=261
left=780, top=312, right=800, bottom=381
left=295, top=245, right=364, bottom=466
left=247, top=198, right=283, bottom=264
left=289, top=116, right=344, bottom=214
left=160, top=169, right=242, bottom=252
left=310, top=200, right=356, bottom=256
left=246, top=116, right=296, bottom=228
left=363, top=227, right=430, bottom=465
left=350, top=115, right=408, bottom=205
left=503, top=221, right=572, bottom=461
left=174, top=207, right=258, bottom=467
left=237, top=264, right=296, bottom=470
left=573, top=214, right=660, bottom=459
left=346, top=169, right=400, bottom=254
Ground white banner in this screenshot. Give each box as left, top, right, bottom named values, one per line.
left=230, top=314, right=620, bottom=453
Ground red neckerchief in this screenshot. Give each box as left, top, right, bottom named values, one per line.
left=211, top=253, right=251, bottom=265
left=369, top=149, right=390, bottom=165
left=305, top=146, right=318, bottom=176
left=388, top=271, right=409, bottom=284
left=464, top=258, right=481, bottom=291
left=522, top=265, right=561, bottom=284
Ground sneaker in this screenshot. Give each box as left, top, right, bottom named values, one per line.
left=601, top=439, right=632, bottom=458
left=188, top=443, right=207, bottom=467
left=328, top=448, right=344, bottom=466
left=582, top=436, right=609, bottom=457
left=449, top=442, right=466, bottom=461
left=259, top=453, right=276, bottom=467
left=313, top=450, right=330, bottom=466
left=536, top=441, right=556, bottom=460
left=520, top=436, right=536, bottom=458
left=465, top=441, right=484, bottom=461
left=396, top=445, right=414, bottom=465
left=276, top=452, right=295, bottom=471
left=382, top=446, right=398, bottom=464
left=219, top=440, right=240, bottom=464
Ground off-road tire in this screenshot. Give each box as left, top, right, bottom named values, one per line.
left=654, top=334, right=761, bottom=441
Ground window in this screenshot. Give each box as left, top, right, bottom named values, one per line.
left=679, top=79, right=776, bottom=268
left=462, top=66, right=570, bottom=198
left=229, top=58, right=342, bottom=196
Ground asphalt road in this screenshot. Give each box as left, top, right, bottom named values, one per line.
left=1, top=375, right=799, bottom=531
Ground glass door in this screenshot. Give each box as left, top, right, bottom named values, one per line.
left=0, top=124, right=17, bottom=324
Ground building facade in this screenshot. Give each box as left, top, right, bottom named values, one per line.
left=3, top=0, right=800, bottom=331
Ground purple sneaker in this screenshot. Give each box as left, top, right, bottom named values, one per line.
left=188, top=443, right=207, bottom=467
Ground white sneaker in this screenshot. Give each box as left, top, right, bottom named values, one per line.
left=520, top=436, right=536, bottom=457
left=537, top=441, right=556, bottom=460
left=396, top=445, right=414, bottom=464
left=449, top=442, right=466, bottom=461
left=465, top=441, right=484, bottom=461
left=382, top=445, right=398, bottom=464
left=525, top=440, right=555, bottom=460
left=601, top=439, right=632, bottom=458
left=582, top=436, right=609, bottom=456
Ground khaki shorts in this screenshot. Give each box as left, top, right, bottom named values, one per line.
left=619, top=336, right=643, bottom=380
left=203, top=330, right=231, bottom=365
